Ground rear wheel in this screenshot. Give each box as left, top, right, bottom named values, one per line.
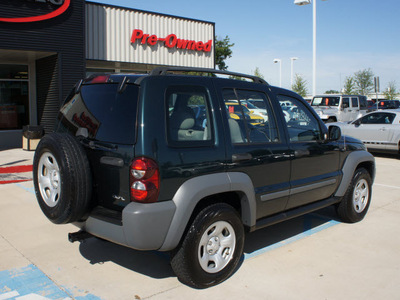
left=170, top=203, right=244, bottom=289
left=337, top=168, right=371, bottom=223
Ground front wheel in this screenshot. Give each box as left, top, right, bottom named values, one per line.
left=337, top=168, right=372, bottom=223
left=170, top=203, right=244, bottom=289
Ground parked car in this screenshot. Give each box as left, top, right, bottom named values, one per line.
left=225, top=101, right=265, bottom=124
left=33, top=67, right=375, bottom=288
left=327, top=109, right=400, bottom=154
left=375, top=100, right=400, bottom=110
left=311, top=94, right=368, bottom=123
left=242, top=100, right=269, bottom=121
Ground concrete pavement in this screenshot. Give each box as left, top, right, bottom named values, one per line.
left=0, top=149, right=399, bottom=299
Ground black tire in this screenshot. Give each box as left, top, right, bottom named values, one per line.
left=337, top=168, right=372, bottom=223
left=170, top=203, right=244, bottom=289
left=326, top=118, right=336, bottom=123
left=33, top=133, right=92, bottom=224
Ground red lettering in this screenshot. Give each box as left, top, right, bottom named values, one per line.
left=147, top=35, right=158, bottom=46
left=176, top=39, right=189, bottom=49
left=131, top=29, right=213, bottom=52
left=203, top=40, right=212, bottom=52
left=196, top=41, right=204, bottom=51
left=141, top=34, right=149, bottom=44
left=187, top=40, right=196, bottom=50
left=130, top=29, right=143, bottom=43
left=165, top=34, right=177, bottom=48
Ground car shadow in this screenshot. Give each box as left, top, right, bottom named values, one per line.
left=77, top=206, right=340, bottom=280
left=244, top=206, right=339, bottom=255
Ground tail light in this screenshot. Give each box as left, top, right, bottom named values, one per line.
left=85, top=75, right=110, bottom=84
left=130, top=157, right=160, bottom=203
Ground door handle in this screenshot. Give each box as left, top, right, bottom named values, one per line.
left=294, top=149, right=310, bottom=157
left=232, top=153, right=252, bottom=162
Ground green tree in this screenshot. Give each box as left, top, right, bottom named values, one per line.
left=343, top=76, right=356, bottom=94
left=253, top=67, right=264, bottom=79
left=354, top=68, right=374, bottom=95
left=383, top=81, right=399, bottom=100
left=215, top=35, right=234, bottom=70
left=325, top=90, right=339, bottom=94
left=292, top=74, right=308, bottom=97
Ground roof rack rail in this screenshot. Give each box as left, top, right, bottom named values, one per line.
left=150, top=66, right=269, bottom=85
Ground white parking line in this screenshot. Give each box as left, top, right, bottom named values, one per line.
left=374, top=183, right=400, bottom=190
left=0, top=291, right=19, bottom=300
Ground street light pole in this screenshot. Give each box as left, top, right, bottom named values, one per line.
left=273, top=58, right=282, bottom=87
left=312, top=0, right=317, bottom=96
left=290, top=57, right=298, bottom=88
left=294, top=0, right=327, bottom=96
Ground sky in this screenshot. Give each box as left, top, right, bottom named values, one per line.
left=91, top=0, right=400, bottom=95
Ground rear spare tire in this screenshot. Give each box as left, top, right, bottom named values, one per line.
left=33, top=133, right=92, bottom=224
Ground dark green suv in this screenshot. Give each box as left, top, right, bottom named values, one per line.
left=33, top=67, right=375, bottom=288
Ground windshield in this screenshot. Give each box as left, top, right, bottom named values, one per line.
left=311, top=96, right=340, bottom=107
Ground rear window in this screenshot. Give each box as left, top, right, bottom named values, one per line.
left=57, top=84, right=138, bottom=144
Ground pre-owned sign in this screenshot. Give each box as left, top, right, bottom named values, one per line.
left=131, top=29, right=212, bottom=53
left=0, top=0, right=70, bottom=23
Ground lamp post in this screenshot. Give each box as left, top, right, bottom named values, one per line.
left=294, top=0, right=327, bottom=96
left=290, top=57, right=298, bottom=89
left=273, top=58, right=282, bottom=87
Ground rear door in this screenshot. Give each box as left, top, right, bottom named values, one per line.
left=341, top=97, right=352, bottom=121
left=57, top=82, right=138, bottom=211
left=214, top=80, right=291, bottom=219
left=276, top=93, right=341, bottom=209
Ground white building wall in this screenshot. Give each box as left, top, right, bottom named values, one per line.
left=86, top=3, right=214, bottom=68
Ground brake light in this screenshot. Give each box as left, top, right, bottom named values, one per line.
left=130, top=157, right=160, bottom=203
left=86, top=75, right=110, bottom=84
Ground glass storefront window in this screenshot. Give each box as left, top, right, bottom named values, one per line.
left=0, top=65, right=28, bottom=80
left=0, top=65, right=29, bottom=130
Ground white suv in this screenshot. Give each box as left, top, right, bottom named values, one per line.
left=311, top=94, right=368, bottom=123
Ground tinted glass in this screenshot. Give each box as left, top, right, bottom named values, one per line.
left=58, top=84, right=138, bottom=144
left=223, top=89, right=279, bottom=144
left=166, top=85, right=213, bottom=144
left=359, top=96, right=367, bottom=108
left=361, top=113, right=396, bottom=124
left=342, top=98, right=350, bottom=108
left=278, top=95, right=322, bottom=142
left=351, top=97, right=359, bottom=108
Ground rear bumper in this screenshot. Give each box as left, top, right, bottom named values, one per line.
left=74, top=200, right=176, bottom=251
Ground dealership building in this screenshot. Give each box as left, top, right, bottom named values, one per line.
left=0, top=0, right=215, bottom=149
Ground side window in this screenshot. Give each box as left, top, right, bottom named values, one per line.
left=359, top=96, right=367, bottom=108
left=223, top=88, right=279, bottom=144
left=362, top=113, right=396, bottom=124
left=277, top=95, right=322, bottom=142
left=342, top=97, right=350, bottom=108
left=351, top=97, right=359, bottom=108
left=166, top=86, right=213, bottom=145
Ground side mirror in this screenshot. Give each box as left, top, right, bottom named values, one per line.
left=327, top=125, right=341, bottom=141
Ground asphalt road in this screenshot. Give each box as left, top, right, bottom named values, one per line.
left=0, top=150, right=399, bottom=299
